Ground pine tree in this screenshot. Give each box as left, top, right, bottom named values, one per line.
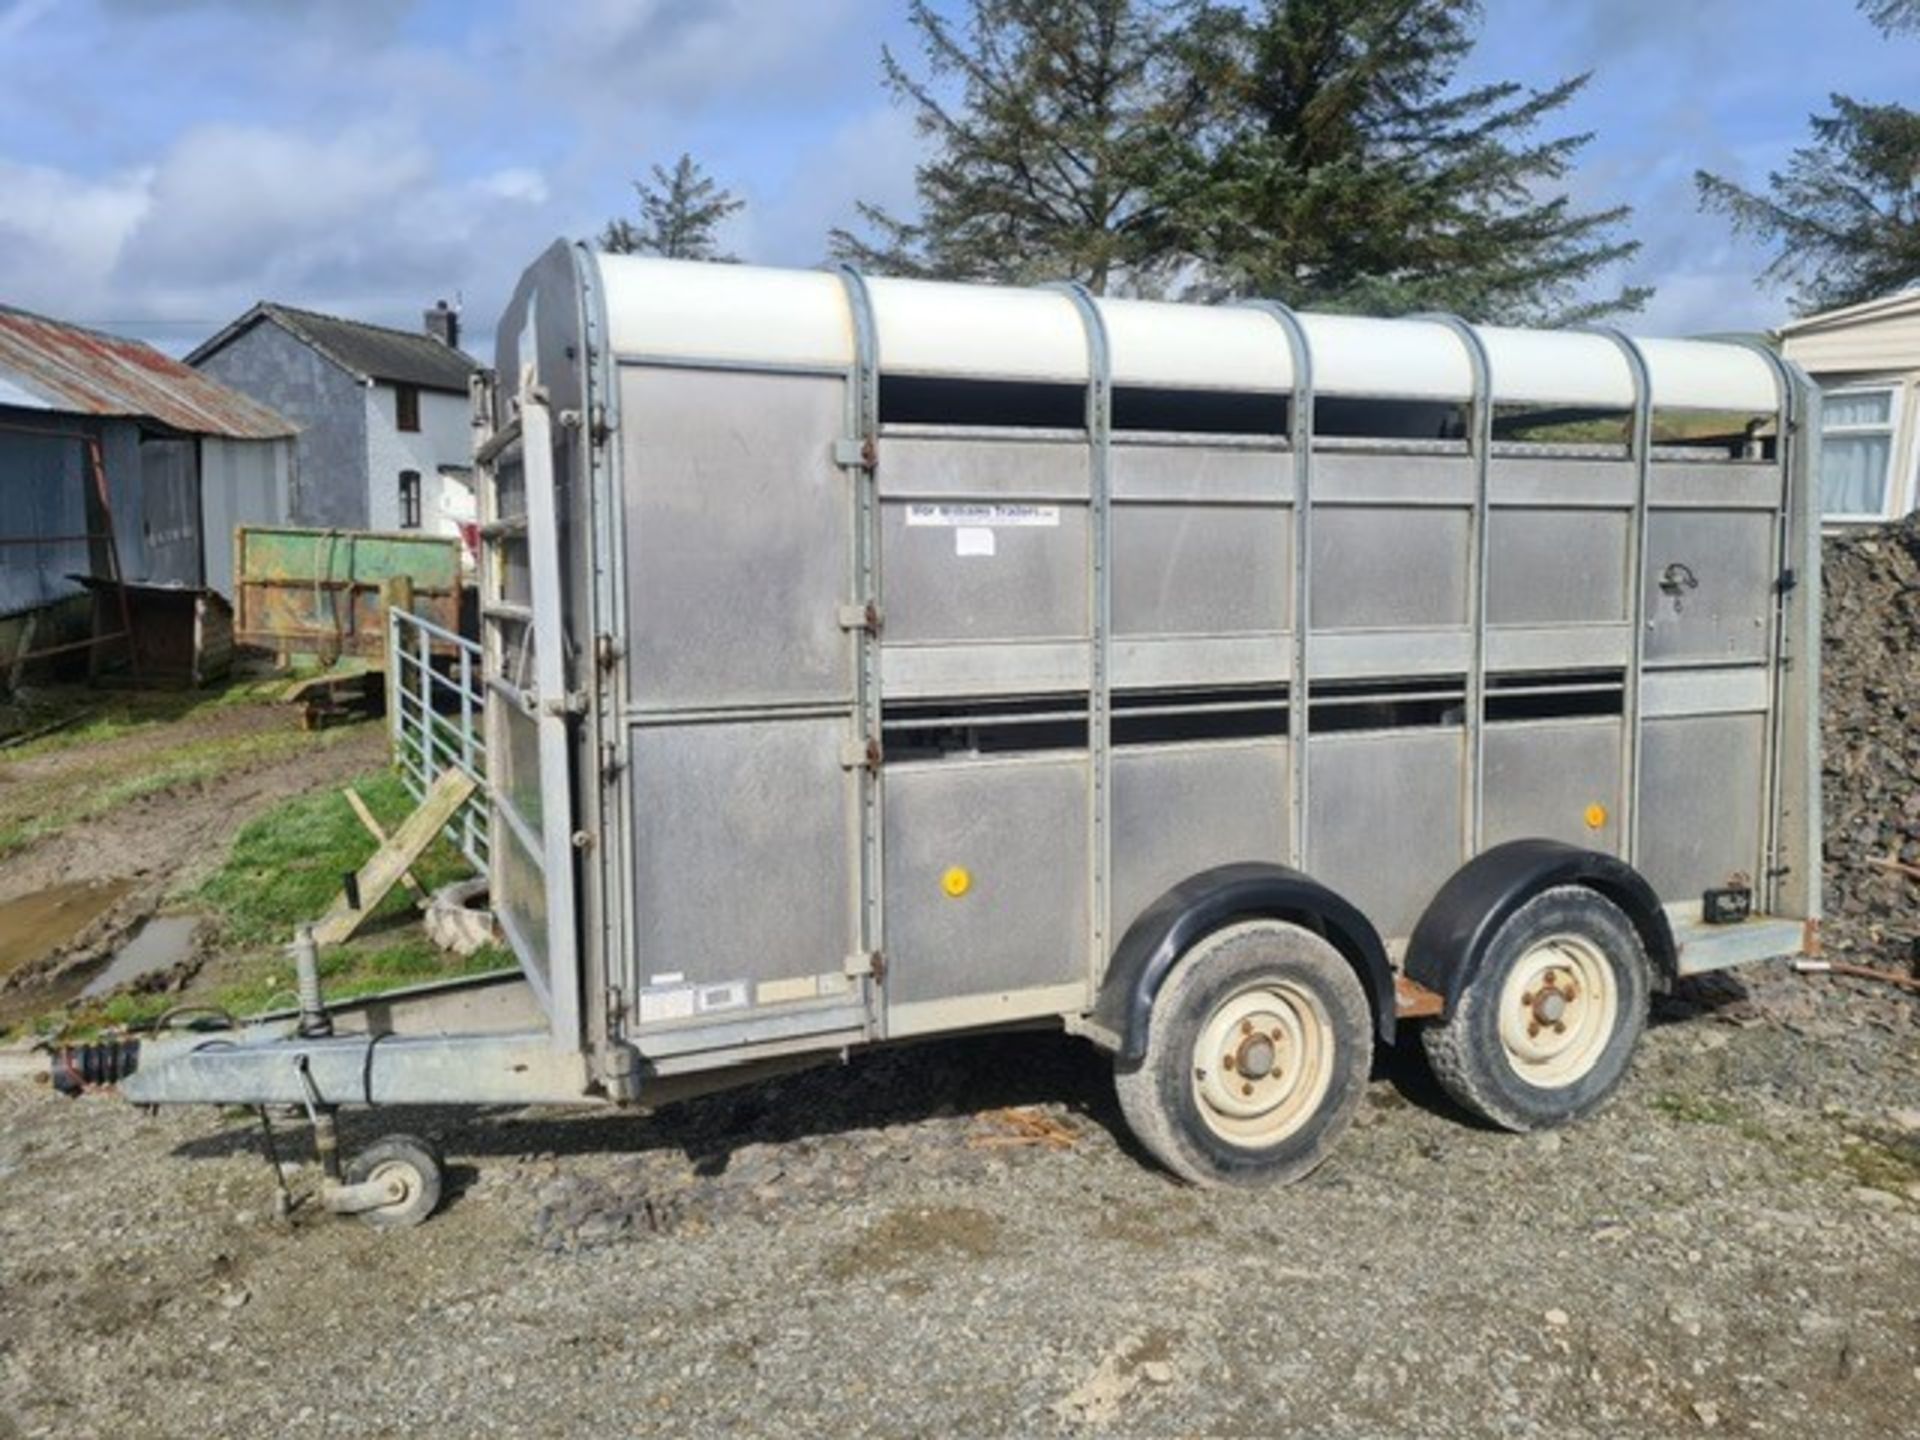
left=1861, top=0, right=1919, bottom=34
left=1696, top=96, right=1920, bottom=315
left=1162, top=0, right=1647, bottom=323
left=829, top=0, right=1200, bottom=294
left=599, top=154, right=744, bottom=262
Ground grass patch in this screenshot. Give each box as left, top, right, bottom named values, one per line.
left=0, top=676, right=289, bottom=761
left=0, top=722, right=367, bottom=857
left=1837, top=1130, right=1920, bottom=1198
left=194, top=768, right=475, bottom=945
left=1649, top=1092, right=1743, bottom=1126
left=19, top=770, right=511, bottom=1042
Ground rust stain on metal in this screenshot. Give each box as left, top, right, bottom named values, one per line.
left=233, top=526, right=463, bottom=660
left=0, top=305, right=293, bottom=440
left=1394, top=974, right=1446, bottom=1019
left=1801, top=916, right=1822, bottom=959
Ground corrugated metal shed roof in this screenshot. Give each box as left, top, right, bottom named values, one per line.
left=189, top=302, right=480, bottom=394
left=0, top=305, right=295, bottom=439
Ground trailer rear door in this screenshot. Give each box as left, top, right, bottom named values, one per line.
left=477, top=385, right=580, bottom=1044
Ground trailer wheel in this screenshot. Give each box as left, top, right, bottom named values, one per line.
left=1421, top=885, right=1650, bottom=1132
left=1114, top=920, right=1371, bottom=1188
left=345, top=1134, right=445, bottom=1229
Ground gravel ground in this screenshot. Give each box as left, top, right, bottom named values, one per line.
left=2, top=968, right=1915, bottom=1438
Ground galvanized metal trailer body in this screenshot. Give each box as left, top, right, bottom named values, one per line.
left=116, top=240, right=1822, bottom=1204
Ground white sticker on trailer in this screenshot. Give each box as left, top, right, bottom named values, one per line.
left=954, top=526, right=996, bottom=557
left=636, top=985, right=696, bottom=1025
left=905, top=503, right=1060, bottom=528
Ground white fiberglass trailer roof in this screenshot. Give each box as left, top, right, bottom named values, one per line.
left=595, top=254, right=1782, bottom=414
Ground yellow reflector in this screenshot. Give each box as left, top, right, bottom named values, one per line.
left=941, top=866, right=972, bottom=898
left=1584, top=803, right=1609, bottom=830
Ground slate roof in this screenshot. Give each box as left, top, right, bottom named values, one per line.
left=189, top=302, right=481, bottom=394
left=0, top=304, right=295, bottom=439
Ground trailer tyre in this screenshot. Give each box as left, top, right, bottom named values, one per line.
left=1421, top=885, right=1650, bottom=1133
left=1114, top=920, right=1372, bottom=1188
left=345, top=1134, right=445, bottom=1229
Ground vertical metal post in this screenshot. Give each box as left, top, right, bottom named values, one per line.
left=474, top=369, right=505, bottom=887
left=459, top=635, right=479, bottom=862
left=571, top=242, right=636, bottom=1095
left=1584, top=327, right=1654, bottom=867
left=1713, top=335, right=1800, bottom=913
left=1053, top=284, right=1113, bottom=976
left=417, top=620, right=433, bottom=773
left=833, top=265, right=886, bottom=1038
left=519, top=386, right=583, bottom=1051
left=1242, top=302, right=1316, bottom=869
left=387, top=605, right=404, bottom=764
left=1416, top=315, right=1492, bottom=857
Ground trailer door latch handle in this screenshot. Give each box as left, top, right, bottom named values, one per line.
left=832, top=438, right=878, bottom=471
left=844, top=951, right=886, bottom=981
left=841, top=737, right=883, bottom=771
left=837, top=602, right=882, bottom=633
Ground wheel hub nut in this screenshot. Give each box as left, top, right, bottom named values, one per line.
left=1534, top=989, right=1568, bottom=1025
left=1235, top=1034, right=1277, bottom=1080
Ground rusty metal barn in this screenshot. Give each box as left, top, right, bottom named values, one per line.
left=0, top=306, right=297, bottom=684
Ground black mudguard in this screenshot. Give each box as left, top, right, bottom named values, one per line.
left=1403, top=839, right=1677, bottom=1019
left=1097, top=862, right=1397, bottom=1066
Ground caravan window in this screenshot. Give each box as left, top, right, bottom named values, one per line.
left=1819, top=385, right=1898, bottom=520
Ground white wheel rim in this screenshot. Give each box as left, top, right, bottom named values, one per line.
left=1497, top=934, right=1618, bottom=1088
left=1190, top=980, right=1336, bottom=1147
left=368, top=1159, right=420, bottom=1210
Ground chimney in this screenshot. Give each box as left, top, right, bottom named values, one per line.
left=424, top=298, right=460, bottom=350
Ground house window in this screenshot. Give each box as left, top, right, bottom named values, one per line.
left=1819, top=385, right=1898, bottom=519
left=395, top=383, right=421, bottom=433
left=399, top=470, right=423, bottom=529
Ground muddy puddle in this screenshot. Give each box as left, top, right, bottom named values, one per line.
left=0, top=883, right=203, bottom=1032
left=0, top=879, right=135, bottom=981
left=81, top=915, right=200, bottom=997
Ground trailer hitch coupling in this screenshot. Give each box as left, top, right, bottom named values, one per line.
left=50, top=1039, right=141, bottom=1095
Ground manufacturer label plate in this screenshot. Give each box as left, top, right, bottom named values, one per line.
left=905, top=503, right=1060, bottom=528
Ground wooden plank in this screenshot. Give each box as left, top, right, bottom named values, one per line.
left=7, top=611, right=38, bottom=692
left=343, top=786, right=428, bottom=907
left=313, top=768, right=476, bottom=946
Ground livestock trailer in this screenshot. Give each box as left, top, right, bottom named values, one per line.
left=88, top=241, right=1821, bottom=1223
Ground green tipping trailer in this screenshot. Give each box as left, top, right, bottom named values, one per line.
left=232, top=526, right=463, bottom=663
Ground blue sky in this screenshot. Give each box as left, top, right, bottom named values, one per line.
left=0, top=0, right=1910, bottom=358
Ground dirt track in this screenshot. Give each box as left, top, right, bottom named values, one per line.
left=2, top=967, right=1914, bottom=1438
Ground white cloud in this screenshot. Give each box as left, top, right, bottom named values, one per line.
left=130, top=124, right=435, bottom=284
left=475, top=168, right=550, bottom=206
left=0, top=157, right=151, bottom=318
left=0, top=120, right=563, bottom=352
left=517, top=0, right=875, bottom=117
left=0, top=0, right=915, bottom=351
